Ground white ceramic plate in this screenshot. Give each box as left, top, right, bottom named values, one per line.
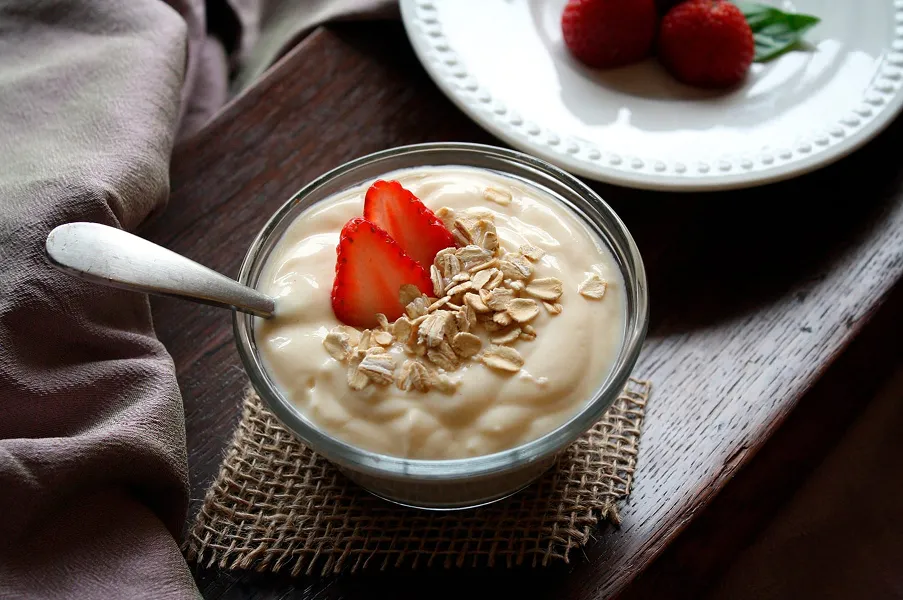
left=400, top=0, right=903, bottom=191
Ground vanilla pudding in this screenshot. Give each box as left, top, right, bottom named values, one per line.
left=255, top=166, right=626, bottom=460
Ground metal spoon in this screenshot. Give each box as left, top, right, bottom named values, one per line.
left=45, top=222, right=275, bottom=318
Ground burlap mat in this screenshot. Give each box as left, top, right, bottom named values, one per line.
left=184, top=378, right=650, bottom=575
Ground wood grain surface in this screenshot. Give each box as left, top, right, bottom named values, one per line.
left=143, top=23, right=903, bottom=599
left=619, top=282, right=903, bottom=599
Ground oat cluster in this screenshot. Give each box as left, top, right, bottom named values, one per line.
left=323, top=195, right=608, bottom=394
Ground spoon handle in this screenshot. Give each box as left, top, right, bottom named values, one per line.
left=45, top=222, right=275, bottom=318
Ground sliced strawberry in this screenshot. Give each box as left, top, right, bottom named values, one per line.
left=363, top=180, right=456, bottom=270
left=331, top=217, right=433, bottom=328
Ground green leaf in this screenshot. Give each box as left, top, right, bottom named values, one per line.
left=735, top=2, right=820, bottom=62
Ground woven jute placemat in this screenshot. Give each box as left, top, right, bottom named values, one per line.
left=184, top=378, right=650, bottom=575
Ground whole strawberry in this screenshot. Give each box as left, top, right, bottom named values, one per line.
left=658, top=0, right=754, bottom=88
left=562, top=0, right=658, bottom=69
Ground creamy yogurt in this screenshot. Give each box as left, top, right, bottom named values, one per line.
left=255, top=166, right=626, bottom=460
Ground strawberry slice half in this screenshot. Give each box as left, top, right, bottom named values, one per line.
left=331, top=217, right=433, bottom=328
left=363, top=180, right=456, bottom=270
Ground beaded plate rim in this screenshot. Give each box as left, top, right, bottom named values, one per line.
left=400, top=0, right=903, bottom=191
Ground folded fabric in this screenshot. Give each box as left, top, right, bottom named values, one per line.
left=180, top=0, right=399, bottom=139
left=0, top=0, right=391, bottom=598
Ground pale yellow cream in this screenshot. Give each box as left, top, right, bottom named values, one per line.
left=255, top=166, right=626, bottom=459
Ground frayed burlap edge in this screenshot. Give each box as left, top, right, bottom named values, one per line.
left=184, top=378, right=649, bottom=575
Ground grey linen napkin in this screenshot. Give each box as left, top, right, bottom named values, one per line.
left=181, top=0, right=399, bottom=138
left=0, top=0, right=391, bottom=597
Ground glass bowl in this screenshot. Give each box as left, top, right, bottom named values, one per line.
left=234, top=142, right=648, bottom=509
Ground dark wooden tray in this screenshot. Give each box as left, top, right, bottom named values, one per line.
left=144, top=23, right=903, bottom=599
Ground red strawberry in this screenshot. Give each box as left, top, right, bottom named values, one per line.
left=561, top=0, right=658, bottom=69
left=331, top=218, right=433, bottom=328
left=363, top=180, right=456, bottom=270
left=658, top=0, right=755, bottom=88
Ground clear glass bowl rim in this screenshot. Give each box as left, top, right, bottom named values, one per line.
left=233, top=142, right=649, bottom=482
